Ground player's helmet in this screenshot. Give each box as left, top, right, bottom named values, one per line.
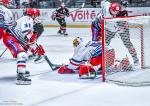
left=61, top=2, right=65, bottom=8
left=73, top=37, right=83, bottom=47
left=0, top=0, right=12, bottom=6
left=26, top=8, right=35, bottom=16
left=109, top=2, right=121, bottom=15
left=120, top=0, right=128, bottom=7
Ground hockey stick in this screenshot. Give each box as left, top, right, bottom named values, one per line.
left=69, top=3, right=85, bottom=14
left=0, top=48, right=7, bottom=58
left=43, top=55, right=61, bottom=71
left=35, top=44, right=61, bottom=71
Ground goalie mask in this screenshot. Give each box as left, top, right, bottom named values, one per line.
left=73, top=37, right=83, bottom=47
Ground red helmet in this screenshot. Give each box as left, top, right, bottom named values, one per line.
left=110, top=2, right=121, bottom=15
left=26, top=8, right=35, bottom=16
left=0, top=0, right=11, bottom=5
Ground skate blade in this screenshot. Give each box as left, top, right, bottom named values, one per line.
left=16, top=80, right=31, bottom=85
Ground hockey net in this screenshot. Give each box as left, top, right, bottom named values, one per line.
left=101, top=16, right=150, bottom=86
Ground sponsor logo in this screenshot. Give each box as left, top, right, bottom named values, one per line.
left=70, top=10, right=97, bottom=22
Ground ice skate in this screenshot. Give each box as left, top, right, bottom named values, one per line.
left=57, top=30, right=63, bottom=35
left=17, top=70, right=30, bottom=77
left=63, top=32, right=68, bottom=36
left=16, top=73, right=31, bottom=85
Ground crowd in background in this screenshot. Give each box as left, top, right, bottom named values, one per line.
left=9, top=0, right=150, bottom=9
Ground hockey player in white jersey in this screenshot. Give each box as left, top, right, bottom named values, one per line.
left=0, top=0, right=32, bottom=85
left=16, top=8, right=44, bottom=63
left=101, top=0, right=139, bottom=65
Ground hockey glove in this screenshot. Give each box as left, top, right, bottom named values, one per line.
left=34, top=45, right=45, bottom=56
left=28, top=33, right=38, bottom=45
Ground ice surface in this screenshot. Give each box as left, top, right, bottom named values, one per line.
left=0, top=28, right=150, bottom=106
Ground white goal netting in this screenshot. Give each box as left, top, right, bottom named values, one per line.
left=102, top=16, right=150, bottom=86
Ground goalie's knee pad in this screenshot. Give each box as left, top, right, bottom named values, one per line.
left=79, top=64, right=96, bottom=78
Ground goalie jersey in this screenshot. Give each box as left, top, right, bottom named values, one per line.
left=68, top=41, right=102, bottom=70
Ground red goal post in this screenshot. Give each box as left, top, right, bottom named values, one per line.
left=101, top=16, right=150, bottom=85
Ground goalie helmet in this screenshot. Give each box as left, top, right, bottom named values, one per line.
left=72, top=37, right=83, bottom=47
left=109, top=2, right=121, bottom=15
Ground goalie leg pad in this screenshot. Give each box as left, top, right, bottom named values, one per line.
left=90, top=56, right=102, bottom=66
left=58, top=65, right=75, bottom=74
left=79, top=64, right=96, bottom=78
